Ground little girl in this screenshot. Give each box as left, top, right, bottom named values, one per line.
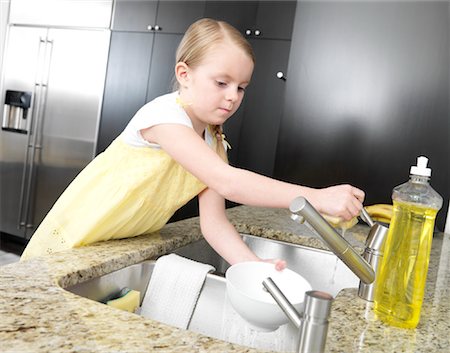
left=21, top=19, right=365, bottom=266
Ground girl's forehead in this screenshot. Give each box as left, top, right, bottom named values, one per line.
left=206, top=41, right=250, bottom=60
left=202, top=43, right=253, bottom=67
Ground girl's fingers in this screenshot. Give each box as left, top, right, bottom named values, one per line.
left=352, top=187, right=365, bottom=202
left=262, top=258, right=287, bottom=271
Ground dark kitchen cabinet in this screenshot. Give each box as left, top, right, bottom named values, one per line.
left=97, top=31, right=183, bottom=153
left=112, top=0, right=157, bottom=32
left=99, top=0, right=206, bottom=153
left=155, top=1, right=206, bottom=34
left=251, top=1, right=297, bottom=40
left=208, top=1, right=296, bottom=174
left=97, top=32, right=154, bottom=153
left=204, top=1, right=296, bottom=40
left=113, top=0, right=205, bottom=34
left=232, top=38, right=291, bottom=176
left=204, top=1, right=258, bottom=34
left=146, top=33, right=182, bottom=102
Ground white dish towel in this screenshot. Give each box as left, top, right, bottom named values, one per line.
left=140, top=253, right=215, bottom=329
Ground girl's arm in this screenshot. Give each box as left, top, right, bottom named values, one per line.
left=141, top=124, right=364, bottom=220
left=198, top=186, right=286, bottom=269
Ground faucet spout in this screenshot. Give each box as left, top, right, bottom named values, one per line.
left=289, top=197, right=375, bottom=285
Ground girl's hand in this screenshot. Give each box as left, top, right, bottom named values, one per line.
left=261, top=258, right=287, bottom=271
left=309, top=184, right=365, bottom=221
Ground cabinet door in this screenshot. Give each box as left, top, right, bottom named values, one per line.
left=156, top=1, right=206, bottom=34
left=146, top=34, right=183, bottom=102
left=254, top=1, right=296, bottom=40
left=97, top=32, right=154, bottom=153
left=236, top=39, right=291, bottom=176
left=204, top=1, right=258, bottom=34
left=112, top=0, right=158, bottom=32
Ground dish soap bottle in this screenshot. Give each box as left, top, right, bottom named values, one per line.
left=373, top=156, right=443, bottom=329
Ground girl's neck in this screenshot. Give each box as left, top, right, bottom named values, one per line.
left=177, top=91, right=207, bottom=137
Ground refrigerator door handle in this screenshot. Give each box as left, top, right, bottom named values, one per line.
left=17, top=36, right=46, bottom=229
left=40, top=38, right=53, bottom=88
left=34, top=38, right=53, bottom=150
left=17, top=37, right=53, bottom=230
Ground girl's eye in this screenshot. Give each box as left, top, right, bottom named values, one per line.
left=216, top=81, right=227, bottom=87
left=238, top=86, right=246, bottom=92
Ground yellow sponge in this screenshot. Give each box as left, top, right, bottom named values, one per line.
left=106, top=289, right=140, bottom=313
left=323, top=214, right=358, bottom=230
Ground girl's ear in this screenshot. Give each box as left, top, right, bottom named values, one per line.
left=175, top=62, right=190, bottom=88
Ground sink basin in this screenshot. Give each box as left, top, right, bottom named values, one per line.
left=66, top=234, right=359, bottom=352
left=175, top=234, right=359, bottom=297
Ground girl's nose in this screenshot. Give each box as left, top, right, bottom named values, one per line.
left=226, top=87, right=239, bottom=102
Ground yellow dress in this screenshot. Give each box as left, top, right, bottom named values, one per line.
left=20, top=137, right=206, bottom=260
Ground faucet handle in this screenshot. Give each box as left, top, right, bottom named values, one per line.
left=360, top=207, right=375, bottom=227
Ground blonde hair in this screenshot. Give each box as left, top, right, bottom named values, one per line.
left=175, top=18, right=255, bottom=162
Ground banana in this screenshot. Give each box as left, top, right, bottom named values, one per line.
left=371, top=216, right=391, bottom=224
left=365, top=204, right=393, bottom=223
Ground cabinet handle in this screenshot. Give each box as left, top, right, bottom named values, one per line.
left=276, top=71, right=287, bottom=81
left=245, top=29, right=261, bottom=37
left=147, top=25, right=162, bottom=31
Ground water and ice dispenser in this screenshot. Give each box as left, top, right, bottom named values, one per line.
left=2, top=90, right=32, bottom=133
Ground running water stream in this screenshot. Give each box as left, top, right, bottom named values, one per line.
left=219, top=292, right=298, bottom=352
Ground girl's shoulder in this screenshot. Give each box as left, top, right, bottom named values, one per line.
left=135, top=91, right=192, bottom=127
left=121, top=92, right=192, bottom=148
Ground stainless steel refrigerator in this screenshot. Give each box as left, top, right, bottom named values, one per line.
left=0, top=25, right=110, bottom=239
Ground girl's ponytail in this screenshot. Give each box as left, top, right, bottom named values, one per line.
left=208, top=125, right=229, bottom=163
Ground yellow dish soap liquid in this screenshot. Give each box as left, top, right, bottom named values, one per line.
left=374, top=156, right=442, bottom=329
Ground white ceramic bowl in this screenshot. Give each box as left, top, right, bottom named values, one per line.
left=225, top=261, right=312, bottom=332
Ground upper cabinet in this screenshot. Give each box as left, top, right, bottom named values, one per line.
left=253, top=1, right=297, bottom=40
left=112, top=0, right=206, bottom=34
left=204, top=0, right=296, bottom=40
left=204, top=1, right=258, bottom=35
left=112, top=0, right=296, bottom=39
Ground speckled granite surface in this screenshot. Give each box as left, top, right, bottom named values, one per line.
left=1, top=206, right=449, bottom=352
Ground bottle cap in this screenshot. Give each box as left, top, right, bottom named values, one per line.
left=410, top=156, right=431, bottom=177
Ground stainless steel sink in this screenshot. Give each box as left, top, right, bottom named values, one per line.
left=66, top=234, right=358, bottom=352
left=175, top=234, right=359, bottom=297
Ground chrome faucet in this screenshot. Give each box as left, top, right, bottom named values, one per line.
left=263, top=277, right=333, bottom=353
left=357, top=208, right=389, bottom=301
left=289, top=197, right=389, bottom=300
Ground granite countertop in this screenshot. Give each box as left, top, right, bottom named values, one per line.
left=1, top=206, right=449, bottom=352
